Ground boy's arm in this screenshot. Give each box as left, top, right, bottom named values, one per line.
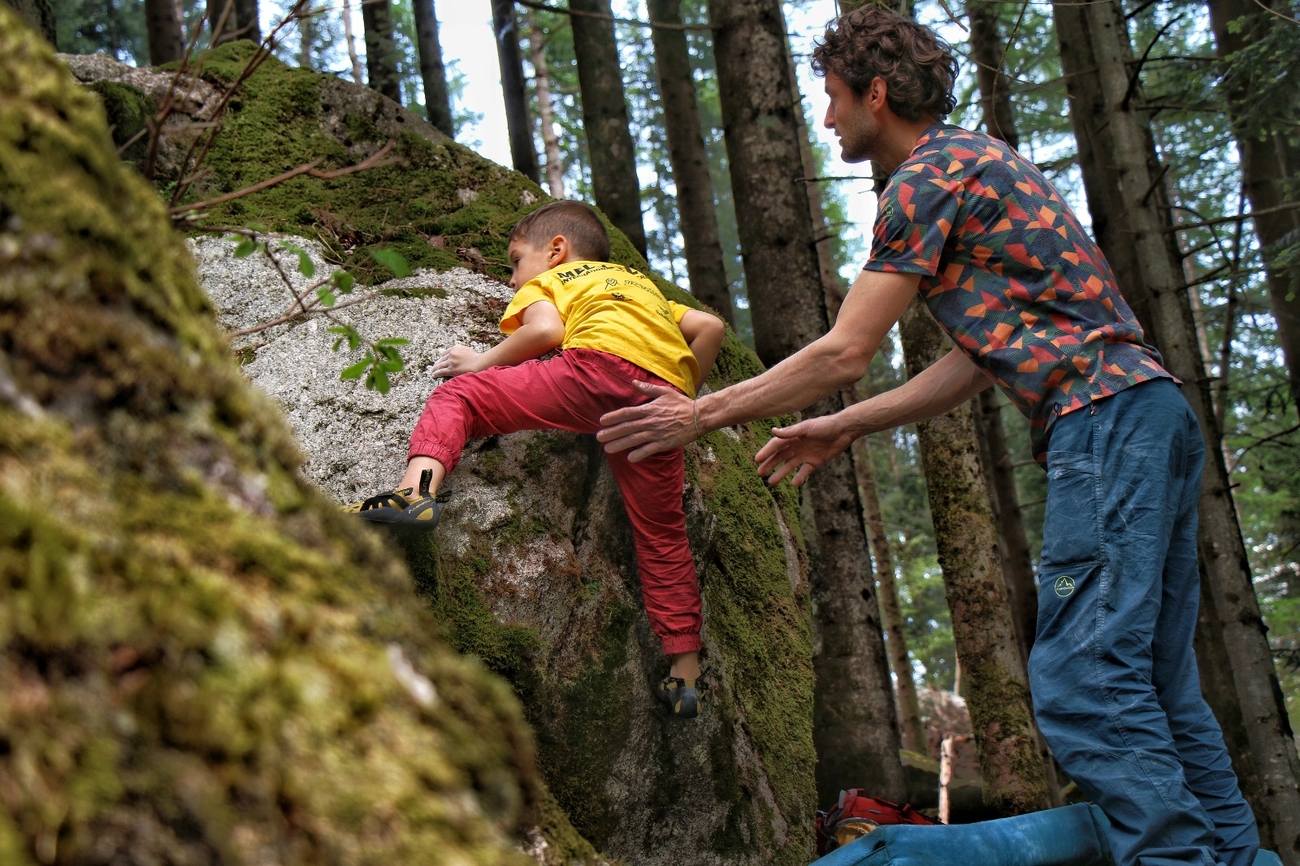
left=678, top=309, right=725, bottom=390
left=432, top=301, right=565, bottom=378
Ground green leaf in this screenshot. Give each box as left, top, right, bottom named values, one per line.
left=233, top=238, right=258, bottom=258
left=331, top=271, right=356, bottom=293
left=316, top=287, right=336, bottom=308
left=341, top=356, right=372, bottom=381
left=328, top=326, right=360, bottom=352
left=371, top=248, right=410, bottom=279
left=375, top=337, right=410, bottom=348
left=368, top=367, right=392, bottom=394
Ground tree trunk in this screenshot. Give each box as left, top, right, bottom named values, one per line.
left=491, top=0, right=539, bottom=183
left=2, top=0, right=55, bottom=44
left=144, top=0, right=182, bottom=64
left=898, top=301, right=1053, bottom=817
left=525, top=10, right=564, bottom=197
left=342, top=0, right=363, bottom=84
left=648, top=0, right=733, bottom=324
left=852, top=432, right=927, bottom=754
left=962, top=0, right=1038, bottom=667
left=1053, top=0, right=1300, bottom=856
left=362, top=0, right=401, bottom=104
left=1206, top=0, right=1300, bottom=413
left=973, top=389, right=1037, bottom=666
left=708, top=0, right=905, bottom=807
left=413, top=0, right=453, bottom=137
left=299, top=5, right=313, bottom=70
left=234, top=0, right=258, bottom=43
left=570, top=0, right=646, bottom=257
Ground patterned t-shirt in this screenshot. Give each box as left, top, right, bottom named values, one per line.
left=862, top=123, right=1173, bottom=456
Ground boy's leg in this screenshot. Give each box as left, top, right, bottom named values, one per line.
left=1029, top=381, right=1231, bottom=866
left=604, top=445, right=703, bottom=664
left=1152, top=420, right=1258, bottom=866
left=406, top=348, right=704, bottom=656
left=405, top=352, right=617, bottom=492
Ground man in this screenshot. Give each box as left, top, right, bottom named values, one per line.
left=596, top=6, right=1260, bottom=866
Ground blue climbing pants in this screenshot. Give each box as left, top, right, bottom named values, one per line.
left=1029, top=379, right=1259, bottom=866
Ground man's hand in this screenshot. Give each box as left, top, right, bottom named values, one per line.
left=754, top=415, right=855, bottom=487
left=432, top=345, right=485, bottom=378
left=597, top=381, right=696, bottom=462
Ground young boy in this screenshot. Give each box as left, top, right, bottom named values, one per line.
left=350, top=200, right=725, bottom=718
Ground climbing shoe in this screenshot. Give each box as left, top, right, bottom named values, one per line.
left=655, top=674, right=702, bottom=719
left=346, top=468, right=441, bottom=530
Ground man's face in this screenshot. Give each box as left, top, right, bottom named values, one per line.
left=823, top=72, right=879, bottom=164
left=507, top=238, right=555, bottom=289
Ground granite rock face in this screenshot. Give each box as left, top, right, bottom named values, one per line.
left=192, top=232, right=819, bottom=865
left=65, top=33, right=821, bottom=865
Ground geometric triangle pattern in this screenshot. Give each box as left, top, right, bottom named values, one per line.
left=863, top=124, right=1174, bottom=458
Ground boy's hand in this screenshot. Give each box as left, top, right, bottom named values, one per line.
left=432, top=345, right=485, bottom=378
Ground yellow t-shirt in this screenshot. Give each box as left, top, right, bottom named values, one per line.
left=499, top=261, right=700, bottom=397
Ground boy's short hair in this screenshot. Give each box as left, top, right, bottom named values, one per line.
left=811, top=5, right=958, bottom=122
left=509, top=200, right=611, bottom=262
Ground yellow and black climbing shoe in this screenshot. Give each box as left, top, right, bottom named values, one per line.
left=347, top=469, right=441, bottom=530
left=655, top=674, right=702, bottom=719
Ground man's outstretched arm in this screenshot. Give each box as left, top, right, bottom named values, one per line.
left=597, top=269, right=921, bottom=462
left=754, top=347, right=992, bottom=487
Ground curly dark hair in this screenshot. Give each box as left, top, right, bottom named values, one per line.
left=811, top=5, right=958, bottom=122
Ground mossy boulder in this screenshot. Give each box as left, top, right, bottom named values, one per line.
left=0, top=8, right=575, bottom=864
left=63, top=36, right=820, bottom=864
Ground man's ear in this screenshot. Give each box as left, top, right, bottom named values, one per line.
left=866, top=75, right=889, bottom=113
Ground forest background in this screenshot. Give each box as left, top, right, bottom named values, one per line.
left=19, top=0, right=1300, bottom=840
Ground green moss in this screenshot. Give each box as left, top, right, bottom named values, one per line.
left=0, top=11, right=557, bottom=860
left=87, top=80, right=153, bottom=149
left=535, top=603, right=635, bottom=849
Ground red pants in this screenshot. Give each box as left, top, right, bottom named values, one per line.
left=409, top=348, right=702, bottom=655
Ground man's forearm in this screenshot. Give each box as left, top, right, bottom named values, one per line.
left=694, top=335, right=868, bottom=432
left=839, top=347, right=992, bottom=437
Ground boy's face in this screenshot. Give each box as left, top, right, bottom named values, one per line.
left=507, top=237, right=561, bottom=289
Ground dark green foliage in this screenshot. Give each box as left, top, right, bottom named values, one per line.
left=52, top=0, right=146, bottom=59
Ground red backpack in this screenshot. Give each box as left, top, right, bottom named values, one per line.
left=814, top=789, right=938, bottom=855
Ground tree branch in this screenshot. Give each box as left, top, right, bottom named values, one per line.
left=171, top=142, right=397, bottom=218
left=513, top=0, right=718, bottom=31
left=1164, top=201, right=1300, bottom=233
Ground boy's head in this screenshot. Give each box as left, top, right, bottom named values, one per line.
left=507, top=200, right=611, bottom=288
left=811, top=5, right=957, bottom=123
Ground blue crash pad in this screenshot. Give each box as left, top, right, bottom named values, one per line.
left=810, top=803, right=1285, bottom=866
left=811, top=804, right=1113, bottom=866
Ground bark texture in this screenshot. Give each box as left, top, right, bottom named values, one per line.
left=648, top=0, right=733, bottom=324
left=1054, top=1, right=1300, bottom=857
left=491, top=0, right=539, bottom=181
left=208, top=0, right=259, bottom=45
left=899, top=302, right=1053, bottom=817
left=851, top=433, right=927, bottom=754
left=413, top=0, right=453, bottom=137
left=526, top=10, right=565, bottom=198
left=709, top=0, right=906, bottom=806
left=1, top=0, right=54, bottom=44
left=145, top=0, right=182, bottom=64
left=1206, top=0, right=1300, bottom=412
left=570, top=0, right=646, bottom=257
left=362, top=0, right=401, bottom=104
